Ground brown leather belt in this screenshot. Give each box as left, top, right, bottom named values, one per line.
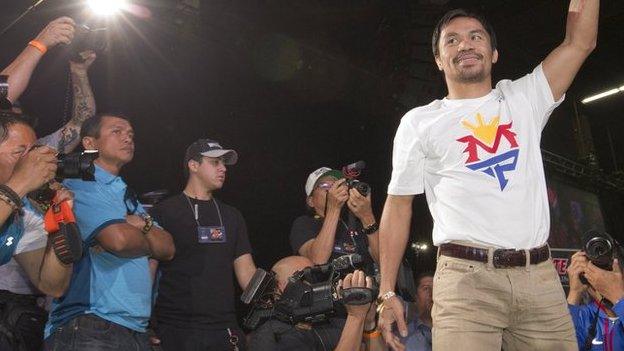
left=438, top=243, right=550, bottom=268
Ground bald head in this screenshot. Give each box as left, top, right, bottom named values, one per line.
left=272, top=256, right=313, bottom=292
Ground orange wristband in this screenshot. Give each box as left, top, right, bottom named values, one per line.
left=28, top=40, right=47, bottom=55
left=363, top=330, right=381, bottom=339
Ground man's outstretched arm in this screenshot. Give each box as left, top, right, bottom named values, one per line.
left=1, top=17, right=75, bottom=103
left=543, top=0, right=599, bottom=101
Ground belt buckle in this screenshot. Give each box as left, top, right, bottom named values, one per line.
left=493, top=249, right=514, bottom=268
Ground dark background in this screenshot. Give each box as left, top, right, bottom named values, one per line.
left=1, top=0, right=624, bottom=272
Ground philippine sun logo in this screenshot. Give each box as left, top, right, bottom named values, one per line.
left=456, top=113, right=519, bottom=190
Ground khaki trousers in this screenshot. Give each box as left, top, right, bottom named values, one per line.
left=431, top=253, right=577, bottom=351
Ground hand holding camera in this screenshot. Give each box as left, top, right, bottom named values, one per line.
left=347, top=188, right=374, bottom=223
left=584, top=259, right=624, bottom=304
left=327, top=179, right=349, bottom=211
left=34, top=17, right=76, bottom=49
left=69, top=50, right=97, bottom=74
left=338, top=270, right=374, bottom=320
left=567, top=251, right=589, bottom=296
left=6, top=146, right=57, bottom=197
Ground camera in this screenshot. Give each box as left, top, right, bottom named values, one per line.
left=56, top=150, right=99, bottom=181
left=579, top=230, right=622, bottom=285
left=241, top=254, right=376, bottom=330
left=70, top=24, right=108, bottom=60
left=29, top=150, right=99, bottom=203
left=342, top=161, right=370, bottom=196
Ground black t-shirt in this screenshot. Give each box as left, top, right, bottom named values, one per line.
left=151, top=193, right=252, bottom=330
left=250, top=318, right=345, bottom=351
left=289, top=214, right=374, bottom=274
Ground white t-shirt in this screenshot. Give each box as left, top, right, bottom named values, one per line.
left=0, top=206, right=47, bottom=294
left=388, top=64, right=563, bottom=249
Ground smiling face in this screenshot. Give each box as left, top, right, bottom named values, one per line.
left=435, top=16, right=498, bottom=84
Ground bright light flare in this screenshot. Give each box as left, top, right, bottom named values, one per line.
left=582, top=86, right=624, bottom=104
left=87, top=0, right=127, bottom=16
left=411, top=242, right=429, bottom=252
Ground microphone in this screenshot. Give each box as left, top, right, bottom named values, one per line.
left=342, top=161, right=366, bottom=178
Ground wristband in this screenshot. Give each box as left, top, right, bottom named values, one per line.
left=0, top=184, right=23, bottom=211
left=361, top=221, right=379, bottom=235
left=0, top=193, right=17, bottom=211
left=363, top=330, right=381, bottom=339
left=28, top=40, right=48, bottom=55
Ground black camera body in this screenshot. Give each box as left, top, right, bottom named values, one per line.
left=241, top=254, right=375, bottom=330
left=56, top=150, right=99, bottom=181
left=71, top=24, right=108, bottom=59
left=579, top=230, right=622, bottom=285
left=29, top=150, right=99, bottom=204
left=345, top=179, right=370, bottom=197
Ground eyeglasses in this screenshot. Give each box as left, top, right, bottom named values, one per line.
left=316, top=181, right=334, bottom=191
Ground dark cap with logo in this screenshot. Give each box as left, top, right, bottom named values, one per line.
left=184, top=139, right=238, bottom=166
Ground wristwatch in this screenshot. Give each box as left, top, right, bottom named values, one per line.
left=361, top=222, right=379, bottom=235
left=376, top=290, right=396, bottom=306
left=140, top=213, right=153, bottom=234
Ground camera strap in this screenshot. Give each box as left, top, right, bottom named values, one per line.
left=584, top=299, right=605, bottom=351
left=226, top=328, right=239, bottom=351
left=44, top=201, right=83, bottom=264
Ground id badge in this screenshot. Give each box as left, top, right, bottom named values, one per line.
left=198, top=226, right=227, bottom=244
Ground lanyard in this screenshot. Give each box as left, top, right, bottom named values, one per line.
left=602, top=318, right=615, bottom=351
left=184, top=194, right=224, bottom=228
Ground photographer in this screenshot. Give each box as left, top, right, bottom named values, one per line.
left=567, top=251, right=624, bottom=350
left=250, top=256, right=386, bottom=351
left=0, top=114, right=75, bottom=351
left=290, top=167, right=379, bottom=271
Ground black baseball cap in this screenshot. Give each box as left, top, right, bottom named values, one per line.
left=184, top=138, right=238, bottom=166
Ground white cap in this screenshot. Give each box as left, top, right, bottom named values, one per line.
left=304, top=167, right=343, bottom=196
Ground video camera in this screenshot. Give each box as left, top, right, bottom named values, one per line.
left=579, top=230, right=624, bottom=285
left=241, top=254, right=377, bottom=330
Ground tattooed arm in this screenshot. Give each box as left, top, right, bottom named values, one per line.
left=37, top=51, right=96, bottom=153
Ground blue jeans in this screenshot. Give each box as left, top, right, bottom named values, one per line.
left=44, top=314, right=150, bottom=351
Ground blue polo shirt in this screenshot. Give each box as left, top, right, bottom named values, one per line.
left=45, top=165, right=152, bottom=338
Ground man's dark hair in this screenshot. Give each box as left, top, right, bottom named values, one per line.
left=415, top=271, right=434, bottom=288
left=432, top=8, right=497, bottom=57
left=0, top=112, right=33, bottom=144
left=183, top=154, right=203, bottom=178
left=80, top=112, right=131, bottom=140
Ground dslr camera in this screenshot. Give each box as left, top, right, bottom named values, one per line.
left=241, top=254, right=377, bottom=330
left=579, top=230, right=623, bottom=285
left=30, top=150, right=99, bottom=203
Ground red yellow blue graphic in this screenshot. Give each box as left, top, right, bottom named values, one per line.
left=457, top=113, right=519, bottom=190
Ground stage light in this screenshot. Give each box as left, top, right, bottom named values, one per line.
left=411, top=242, right=429, bottom=252
left=582, top=85, right=624, bottom=104
left=87, top=0, right=127, bottom=16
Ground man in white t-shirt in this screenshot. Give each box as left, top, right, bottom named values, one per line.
left=377, top=3, right=600, bottom=351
